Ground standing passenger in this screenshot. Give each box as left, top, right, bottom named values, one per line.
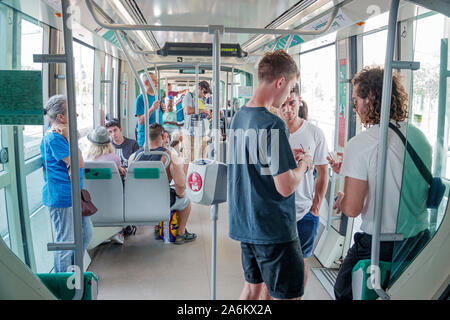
left=279, top=83, right=329, bottom=286
left=330, top=67, right=432, bottom=299
left=135, top=72, right=163, bottom=147
left=181, top=81, right=212, bottom=171
left=41, top=95, right=93, bottom=273
left=228, top=50, right=313, bottom=300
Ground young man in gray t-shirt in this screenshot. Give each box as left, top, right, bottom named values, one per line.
left=228, top=50, right=313, bottom=300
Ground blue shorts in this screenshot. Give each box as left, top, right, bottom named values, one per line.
left=297, top=212, right=320, bottom=258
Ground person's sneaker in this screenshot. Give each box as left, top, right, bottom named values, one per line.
left=174, top=231, right=197, bottom=245
left=110, top=234, right=124, bottom=245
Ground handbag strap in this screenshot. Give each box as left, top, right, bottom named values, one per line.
left=388, top=123, right=432, bottom=186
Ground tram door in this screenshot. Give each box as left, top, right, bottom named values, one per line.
left=0, top=4, right=54, bottom=274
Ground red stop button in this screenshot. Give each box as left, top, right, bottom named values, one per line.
left=188, top=172, right=202, bottom=192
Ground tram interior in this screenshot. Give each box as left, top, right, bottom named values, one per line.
left=0, top=0, right=449, bottom=300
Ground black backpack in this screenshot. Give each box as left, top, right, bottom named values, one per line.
left=122, top=225, right=137, bottom=236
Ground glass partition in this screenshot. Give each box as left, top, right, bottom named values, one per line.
left=389, top=12, right=449, bottom=285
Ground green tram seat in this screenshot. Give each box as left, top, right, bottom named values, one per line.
left=36, top=272, right=98, bottom=300
left=0, top=235, right=98, bottom=300
left=351, top=259, right=392, bottom=300
left=83, top=160, right=171, bottom=242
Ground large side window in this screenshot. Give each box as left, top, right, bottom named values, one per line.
left=21, top=18, right=44, bottom=160
left=362, top=29, right=388, bottom=67
left=299, top=44, right=337, bottom=150
left=73, top=40, right=94, bottom=154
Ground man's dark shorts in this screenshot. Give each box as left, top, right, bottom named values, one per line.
left=241, top=240, right=304, bottom=299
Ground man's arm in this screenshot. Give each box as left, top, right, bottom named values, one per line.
left=273, top=156, right=312, bottom=197
left=137, top=99, right=160, bottom=124
left=167, top=150, right=186, bottom=197
left=334, top=177, right=367, bottom=217
left=310, top=164, right=329, bottom=216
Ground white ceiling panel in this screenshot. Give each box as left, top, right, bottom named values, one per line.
left=134, top=0, right=303, bottom=44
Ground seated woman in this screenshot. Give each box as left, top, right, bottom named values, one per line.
left=87, top=126, right=122, bottom=172
left=86, top=126, right=125, bottom=245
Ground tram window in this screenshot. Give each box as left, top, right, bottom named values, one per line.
left=388, top=13, right=449, bottom=285
left=73, top=41, right=95, bottom=140
left=299, top=44, right=336, bottom=150
left=363, top=29, right=388, bottom=67
left=0, top=189, right=9, bottom=248
left=21, top=18, right=44, bottom=160
left=112, top=57, right=120, bottom=119
left=411, top=13, right=448, bottom=178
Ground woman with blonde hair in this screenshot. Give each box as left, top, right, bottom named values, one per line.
left=87, top=126, right=123, bottom=175
left=87, top=126, right=125, bottom=244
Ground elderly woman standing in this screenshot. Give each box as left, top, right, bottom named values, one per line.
left=40, top=95, right=93, bottom=273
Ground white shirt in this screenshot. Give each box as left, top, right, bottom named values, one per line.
left=289, top=120, right=329, bottom=221
left=340, top=122, right=407, bottom=235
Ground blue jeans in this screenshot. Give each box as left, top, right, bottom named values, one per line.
left=297, top=212, right=320, bottom=258
left=49, top=207, right=93, bottom=273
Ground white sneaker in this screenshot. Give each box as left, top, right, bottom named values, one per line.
left=110, top=234, right=124, bottom=245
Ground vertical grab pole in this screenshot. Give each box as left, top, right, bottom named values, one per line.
left=327, top=46, right=341, bottom=231
left=116, top=31, right=151, bottom=154
left=61, top=0, right=84, bottom=300
left=225, top=72, right=229, bottom=133
left=435, top=39, right=448, bottom=178
left=155, top=64, right=160, bottom=124
left=371, top=0, right=400, bottom=300
left=194, top=64, right=200, bottom=160
left=210, top=25, right=222, bottom=300
left=230, top=66, right=235, bottom=119
left=430, top=39, right=449, bottom=231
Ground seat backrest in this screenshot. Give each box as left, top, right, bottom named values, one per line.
left=124, top=160, right=171, bottom=223
left=83, top=161, right=124, bottom=226
left=0, top=236, right=56, bottom=300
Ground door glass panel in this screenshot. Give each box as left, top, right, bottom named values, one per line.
left=300, top=44, right=336, bottom=150
left=73, top=41, right=94, bottom=154
left=0, top=188, right=10, bottom=248
left=390, top=13, right=449, bottom=285
left=21, top=19, right=44, bottom=160
left=30, top=207, right=53, bottom=273
left=363, top=29, right=388, bottom=67
left=26, top=168, right=44, bottom=214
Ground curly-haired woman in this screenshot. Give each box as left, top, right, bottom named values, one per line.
left=328, top=67, right=432, bottom=299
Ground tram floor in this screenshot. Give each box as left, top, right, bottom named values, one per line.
left=87, top=202, right=332, bottom=300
